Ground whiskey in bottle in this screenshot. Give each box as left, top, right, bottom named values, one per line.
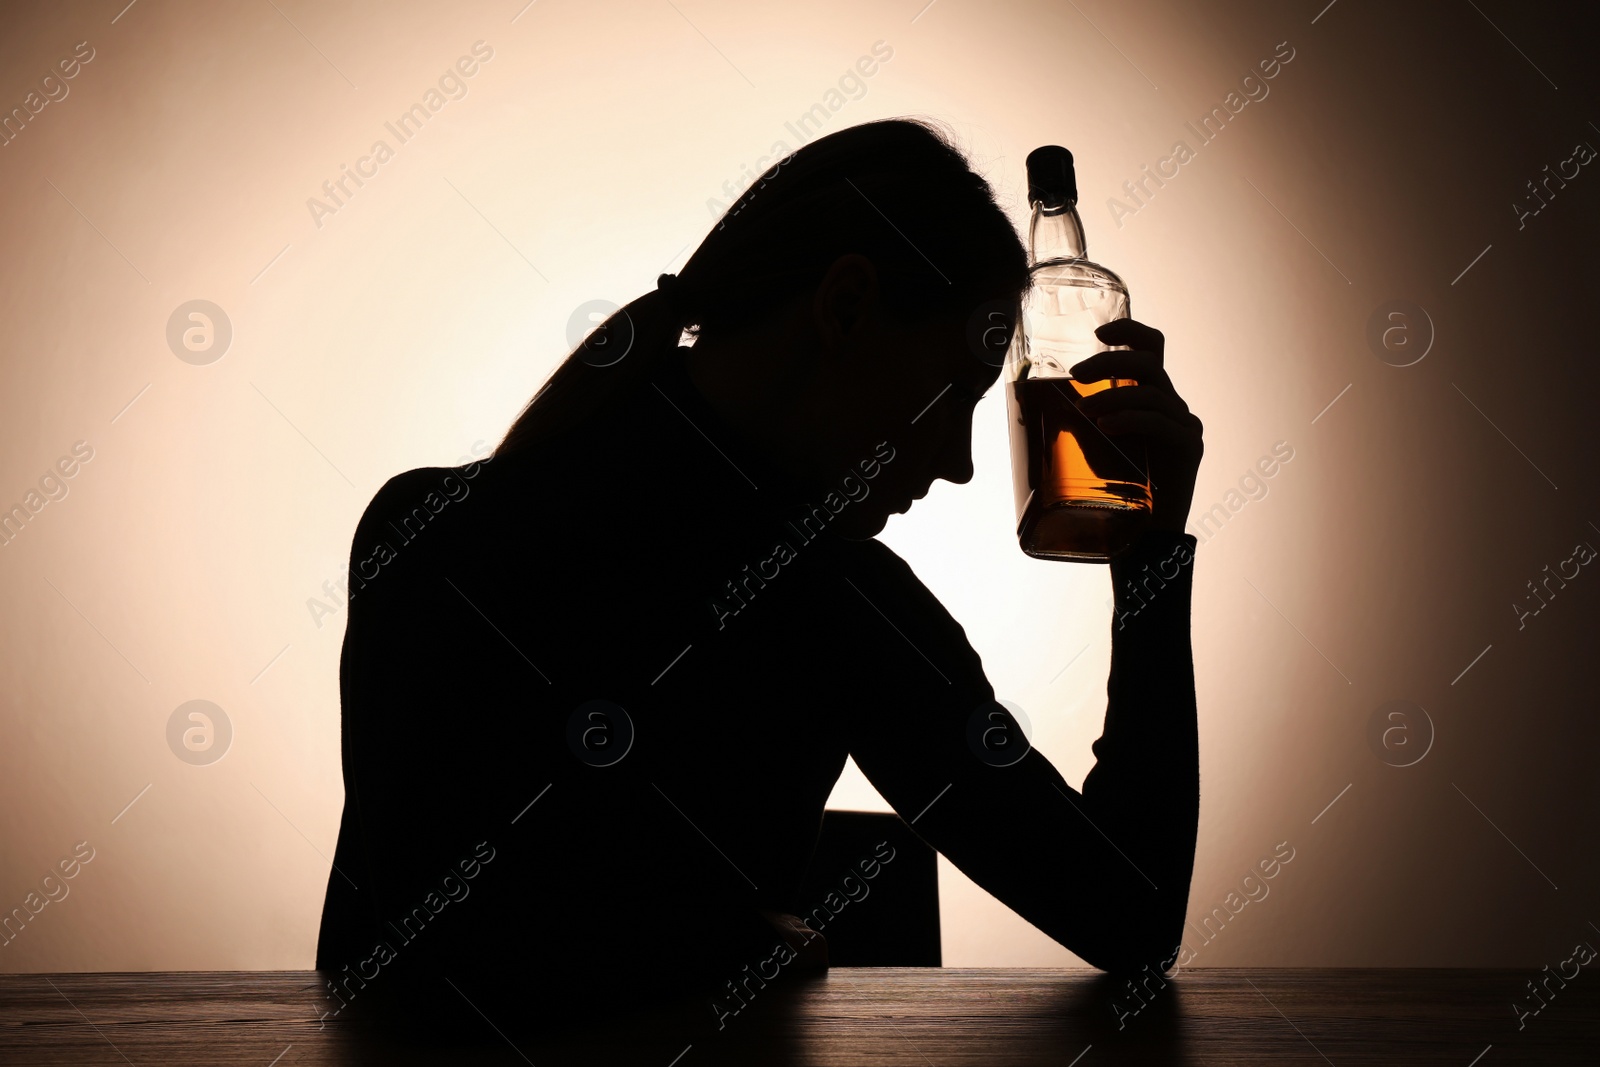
left=1006, top=145, right=1152, bottom=562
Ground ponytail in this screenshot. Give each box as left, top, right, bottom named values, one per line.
left=493, top=282, right=687, bottom=458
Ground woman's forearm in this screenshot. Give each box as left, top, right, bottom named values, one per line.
left=1078, top=529, right=1201, bottom=969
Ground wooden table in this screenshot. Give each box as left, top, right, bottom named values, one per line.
left=1, top=968, right=1593, bottom=1065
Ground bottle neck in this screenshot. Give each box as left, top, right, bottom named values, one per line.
left=1029, top=201, right=1086, bottom=265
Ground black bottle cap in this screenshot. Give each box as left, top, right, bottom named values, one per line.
left=1026, top=145, right=1077, bottom=207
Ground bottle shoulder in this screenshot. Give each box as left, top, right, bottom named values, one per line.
left=1030, top=257, right=1128, bottom=292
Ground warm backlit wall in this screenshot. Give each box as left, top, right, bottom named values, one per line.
left=1, top=0, right=1595, bottom=971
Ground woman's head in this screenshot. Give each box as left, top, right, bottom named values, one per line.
left=667, top=117, right=1027, bottom=339
left=496, top=118, right=1029, bottom=533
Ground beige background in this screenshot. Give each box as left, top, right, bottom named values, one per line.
left=0, top=0, right=1596, bottom=971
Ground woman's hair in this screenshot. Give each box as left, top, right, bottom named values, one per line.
left=493, top=117, right=1029, bottom=458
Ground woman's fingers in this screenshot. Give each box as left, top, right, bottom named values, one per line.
left=1078, top=384, right=1190, bottom=420
left=1070, top=349, right=1172, bottom=390
left=1095, top=318, right=1164, bottom=356
left=1080, top=377, right=1203, bottom=450
left=1069, top=319, right=1201, bottom=534
left=1092, top=407, right=1203, bottom=448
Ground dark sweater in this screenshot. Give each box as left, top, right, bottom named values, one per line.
left=315, top=343, right=1199, bottom=1030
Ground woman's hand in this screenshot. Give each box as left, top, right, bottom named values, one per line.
left=1071, top=319, right=1203, bottom=537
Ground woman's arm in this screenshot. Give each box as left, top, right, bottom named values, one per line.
left=845, top=317, right=1203, bottom=973
left=842, top=530, right=1197, bottom=975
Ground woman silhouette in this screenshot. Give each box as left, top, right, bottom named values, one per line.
left=316, top=118, right=1203, bottom=1036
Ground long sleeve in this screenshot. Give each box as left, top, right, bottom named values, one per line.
left=840, top=527, right=1199, bottom=974
left=1081, top=528, right=1201, bottom=963
left=319, top=342, right=1205, bottom=1029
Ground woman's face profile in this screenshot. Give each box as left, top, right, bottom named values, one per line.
left=689, top=254, right=1010, bottom=541
left=794, top=267, right=1006, bottom=540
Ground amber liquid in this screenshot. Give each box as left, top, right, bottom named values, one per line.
left=1007, top=374, right=1152, bottom=562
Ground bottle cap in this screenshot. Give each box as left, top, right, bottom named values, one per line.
left=1026, top=145, right=1077, bottom=208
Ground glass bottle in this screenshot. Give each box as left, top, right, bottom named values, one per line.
left=1005, top=145, right=1152, bottom=562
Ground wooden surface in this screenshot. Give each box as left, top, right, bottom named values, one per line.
left=0, top=968, right=1594, bottom=1065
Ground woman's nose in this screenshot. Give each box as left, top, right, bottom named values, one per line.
left=935, top=426, right=976, bottom=486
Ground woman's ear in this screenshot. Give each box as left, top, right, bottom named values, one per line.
left=811, top=254, right=881, bottom=356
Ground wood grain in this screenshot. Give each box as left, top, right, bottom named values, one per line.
left=0, top=968, right=1593, bottom=1065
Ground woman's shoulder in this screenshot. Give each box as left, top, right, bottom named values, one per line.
left=346, top=462, right=498, bottom=578
left=838, top=535, right=924, bottom=591
left=834, top=535, right=988, bottom=671
left=357, top=463, right=491, bottom=532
